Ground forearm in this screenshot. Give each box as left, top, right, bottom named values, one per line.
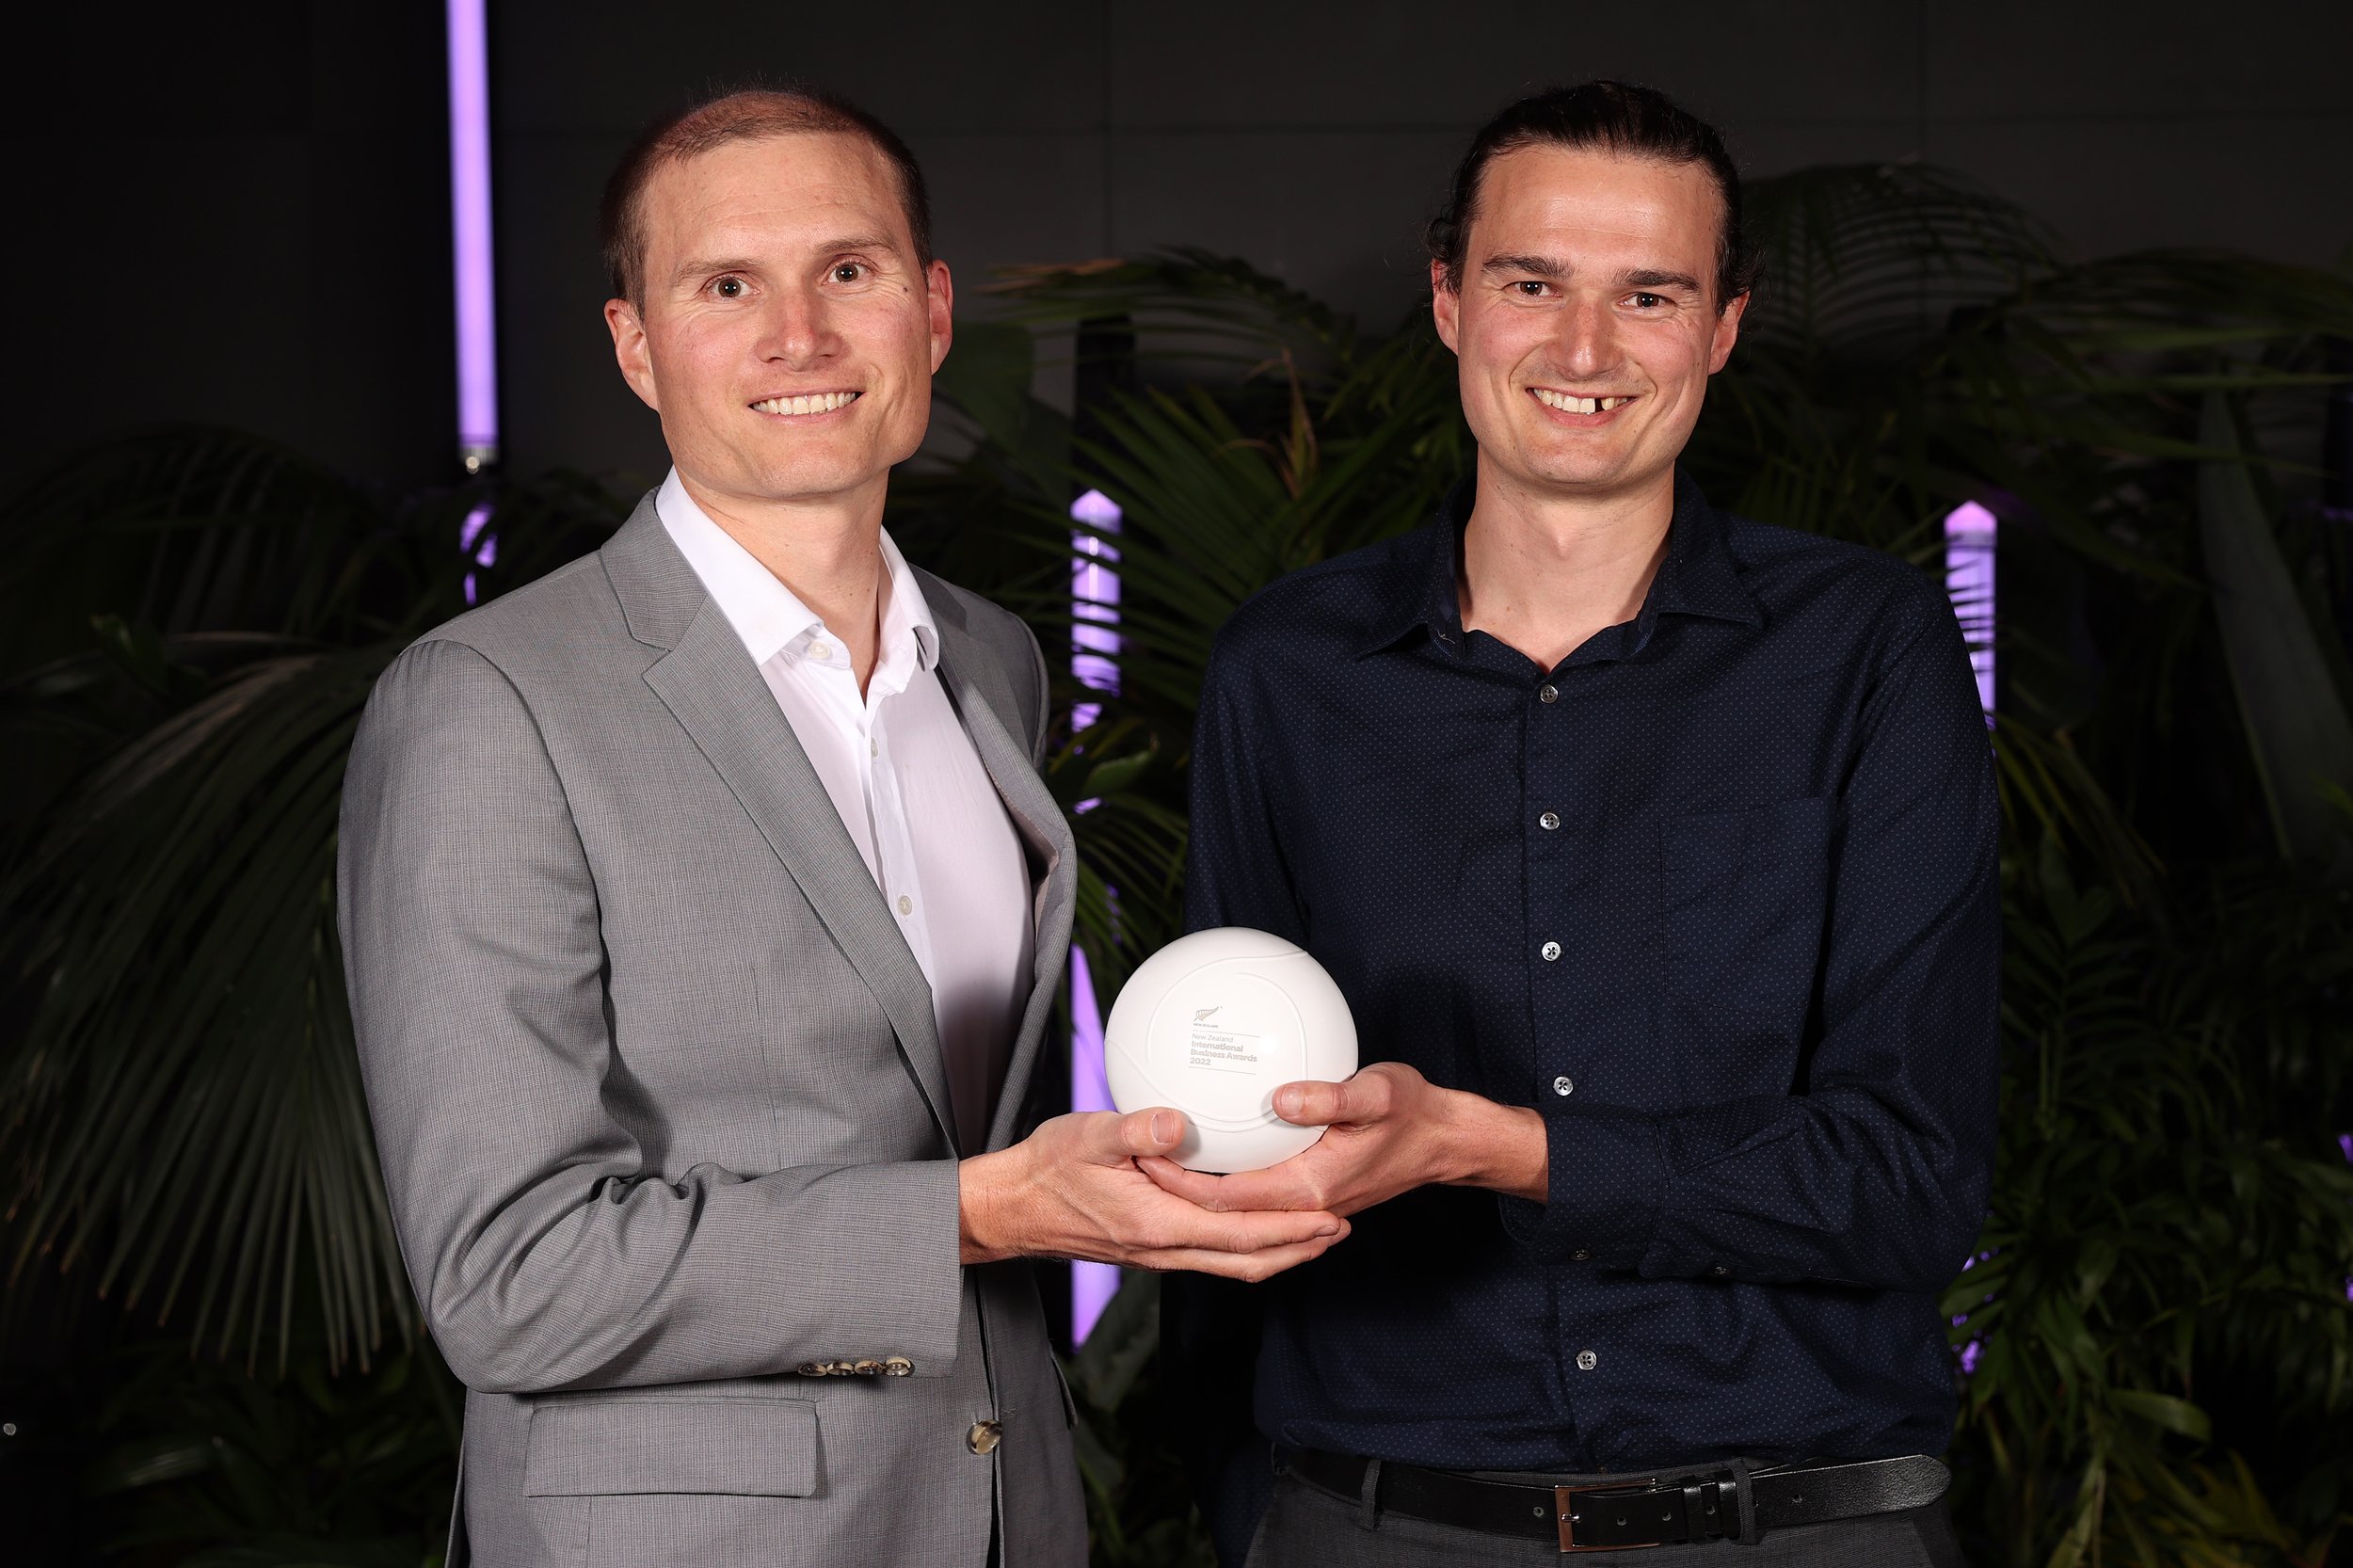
left=1507, top=1088, right=1991, bottom=1288
left=1650, top=1089, right=1989, bottom=1287
left=410, top=1157, right=966, bottom=1392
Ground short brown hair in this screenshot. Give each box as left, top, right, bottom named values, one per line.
left=1427, top=81, right=1761, bottom=312
left=599, top=84, right=933, bottom=309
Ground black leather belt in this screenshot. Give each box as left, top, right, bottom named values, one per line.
left=1284, top=1447, right=1950, bottom=1553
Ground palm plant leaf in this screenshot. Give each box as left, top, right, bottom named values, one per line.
left=1742, top=162, right=2057, bottom=356
left=2193, top=391, right=2353, bottom=868
left=0, top=427, right=392, bottom=674
left=983, top=246, right=1363, bottom=372
left=1954, top=848, right=2353, bottom=1563
left=0, top=433, right=623, bottom=1369
left=4, top=648, right=406, bottom=1368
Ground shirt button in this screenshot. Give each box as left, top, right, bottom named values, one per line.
left=1541, top=940, right=1561, bottom=962
left=810, top=641, right=830, bottom=661
left=1571, top=1249, right=1592, bottom=1261
left=1539, top=810, right=1560, bottom=830
left=1712, top=1265, right=1731, bottom=1277
left=1576, top=1350, right=1598, bottom=1372
left=897, top=894, right=914, bottom=916
left=967, top=1419, right=1003, bottom=1455
left=1538, top=683, right=1560, bottom=704
left=1552, top=1075, right=1575, bottom=1096
left=870, top=738, right=879, bottom=758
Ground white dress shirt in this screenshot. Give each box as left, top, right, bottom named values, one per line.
left=657, top=471, right=1036, bottom=1152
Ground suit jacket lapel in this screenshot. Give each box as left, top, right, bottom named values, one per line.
left=605, top=500, right=959, bottom=1153
left=920, top=574, right=1079, bottom=1155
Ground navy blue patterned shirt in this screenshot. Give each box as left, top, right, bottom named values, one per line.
left=1169, top=472, right=1998, bottom=1547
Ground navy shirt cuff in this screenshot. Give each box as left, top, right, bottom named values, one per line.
left=1497, top=1100, right=1665, bottom=1268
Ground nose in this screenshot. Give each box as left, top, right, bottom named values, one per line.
left=753, top=283, right=841, bottom=370
left=1555, top=296, right=1617, bottom=378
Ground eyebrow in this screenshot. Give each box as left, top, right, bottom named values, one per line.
left=1481, top=253, right=1566, bottom=280
left=1623, top=268, right=1704, bottom=293
left=672, top=257, right=758, bottom=287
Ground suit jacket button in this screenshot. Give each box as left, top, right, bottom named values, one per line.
left=794, top=1362, right=826, bottom=1377
left=967, top=1419, right=1003, bottom=1455
left=883, top=1357, right=914, bottom=1376
left=852, top=1359, right=882, bottom=1376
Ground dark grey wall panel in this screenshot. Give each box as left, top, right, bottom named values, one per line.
left=1107, top=130, right=1462, bottom=328
left=1930, top=116, right=2353, bottom=262
left=8, top=1, right=2345, bottom=491
left=490, top=0, right=2353, bottom=482
left=2, top=3, right=454, bottom=490
left=1106, top=3, right=1926, bottom=130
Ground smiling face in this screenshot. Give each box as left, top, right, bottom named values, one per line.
left=605, top=131, right=951, bottom=515
left=1433, top=144, right=1744, bottom=509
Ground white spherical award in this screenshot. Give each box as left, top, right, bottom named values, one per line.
left=1102, top=927, right=1359, bottom=1173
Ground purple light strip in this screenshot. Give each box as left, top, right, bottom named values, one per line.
left=446, top=0, right=497, bottom=604
left=460, top=501, right=498, bottom=605
left=1070, top=944, right=1117, bottom=1121
left=1945, top=503, right=1996, bottom=715
left=1955, top=1247, right=1996, bottom=1374
left=1072, top=488, right=1124, bottom=732
left=2342, top=1135, right=2351, bottom=1304
left=1945, top=508, right=2002, bottom=1359
left=446, top=0, right=497, bottom=473
left=1070, top=488, right=1124, bottom=1343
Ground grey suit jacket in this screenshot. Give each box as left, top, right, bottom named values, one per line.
left=338, top=493, right=1084, bottom=1568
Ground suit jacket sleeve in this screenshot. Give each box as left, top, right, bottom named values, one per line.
left=338, top=637, right=965, bottom=1395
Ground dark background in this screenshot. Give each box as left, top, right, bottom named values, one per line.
left=6, top=1, right=2349, bottom=498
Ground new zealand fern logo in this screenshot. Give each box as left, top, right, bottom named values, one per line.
left=1194, top=1007, right=1222, bottom=1024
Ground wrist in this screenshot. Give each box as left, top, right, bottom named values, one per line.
left=957, top=1146, right=1025, bottom=1264
left=1440, top=1091, right=1549, bottom=1202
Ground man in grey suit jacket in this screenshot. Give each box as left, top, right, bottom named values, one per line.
left=338, top=86, right=1346, bottom=1568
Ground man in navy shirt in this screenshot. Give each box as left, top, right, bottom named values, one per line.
left=1153, top=83, right=1996, bottom=1565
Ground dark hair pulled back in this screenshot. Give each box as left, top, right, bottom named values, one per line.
left=1426, top=81, right=1761, bottom=311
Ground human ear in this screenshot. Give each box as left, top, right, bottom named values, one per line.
left=1432, top=260, right=1461, bottom=354
left=606, top=297, right=660, bottom=411
left=1707, top=291, right=1748, bottom=374
left=926, top=259, right=955, bottom=375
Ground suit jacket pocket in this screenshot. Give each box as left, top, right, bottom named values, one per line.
left=523, top=1398, right=819, bottom=1497
left=1661, top=797, right=1834, bottom=1032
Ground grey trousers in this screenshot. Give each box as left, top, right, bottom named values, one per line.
left=1244, top=1467, right=1969, bottom=1567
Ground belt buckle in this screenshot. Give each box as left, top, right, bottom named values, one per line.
left=1555, top=1477, right=1661, bottom=1553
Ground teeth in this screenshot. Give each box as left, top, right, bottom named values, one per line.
left=1532, top=390, right=1631, bottom=414
left=755, top=391, right=860, bottom=415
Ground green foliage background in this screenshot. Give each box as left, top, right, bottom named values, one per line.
left=3, top=164, right=2351, bottom=1566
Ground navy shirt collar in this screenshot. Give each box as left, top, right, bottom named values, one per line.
left=1360, top=468, right=1765, bottom=664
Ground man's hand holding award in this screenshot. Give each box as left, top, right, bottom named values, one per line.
left=1107, top=928, right=1549, bottom=1222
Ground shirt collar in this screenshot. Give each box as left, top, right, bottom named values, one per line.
left=1650, top=470, right=1765, bottom=631
left=1357, top=467, right=1763, bottom=660
left=654, top=467, right=939, bottom=677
